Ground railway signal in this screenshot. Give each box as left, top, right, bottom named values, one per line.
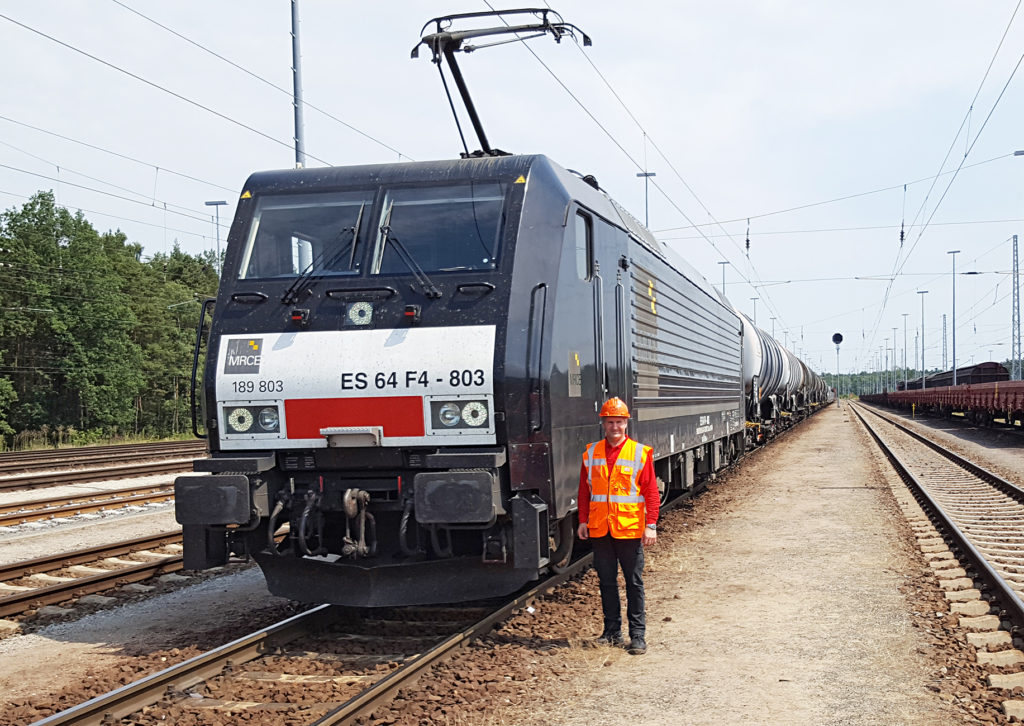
left=832, top=332, right=843, bottom=399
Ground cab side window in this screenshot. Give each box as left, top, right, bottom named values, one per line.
left=575, top=211, right=593, bottom=281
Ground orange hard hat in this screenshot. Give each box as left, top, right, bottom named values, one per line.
left=599, top=397, right=630, bottom=418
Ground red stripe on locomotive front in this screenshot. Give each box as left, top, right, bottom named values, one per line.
left=285, top=396, right=425, bottom=438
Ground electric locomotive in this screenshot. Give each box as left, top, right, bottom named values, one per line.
left=175, top=9, right=828, bottom=607
left=175, top=154, right=752, bottom=606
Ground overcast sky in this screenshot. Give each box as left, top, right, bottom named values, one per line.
left=2, top=1, right=1024, bottom=379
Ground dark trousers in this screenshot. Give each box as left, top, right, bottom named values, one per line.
left=591, top=534, right=645, bottom=638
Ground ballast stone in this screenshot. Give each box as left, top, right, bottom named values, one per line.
left=76, top=594, right=116, bottom=606
left=36, top=605, right=74, bottom=617
left=122, top=583, right=155, bottom=593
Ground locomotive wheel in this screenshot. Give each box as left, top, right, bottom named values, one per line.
left=548, top=516, right=574, bottom=573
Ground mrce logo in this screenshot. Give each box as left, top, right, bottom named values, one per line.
left=224, top=338, right=263, bottom=374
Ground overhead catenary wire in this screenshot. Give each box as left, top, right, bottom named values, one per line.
left=0, top=12, right=333, bottom=167
left=0, top=114, right=237, bottom=193
left=488, top=2, right=797, bottom=342
left=0, top=163, right=213, bottom=225
left=653, top=153, right=1011, bottom=234
left=659, top=216, right=1024, bottom=241
left=108, top=0, right=413, bottom=162
left=0, top=140, right=205, bottom=219
left=858, top=1, right=1023, bottom=366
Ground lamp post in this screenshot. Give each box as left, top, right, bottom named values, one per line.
left=205, top=200, right=228, bottom=277
left=636, top=171, right=656, bottom=227
left=750, top=297, right=759, bottom=325
left=884, top=338, right=889, bottom=391
left=918, top=290, right=928, bottom=389
left=902, top=313, right=909, bottom=389
left=948, top=249, right=960, bottom=385
left=891, top=327, right=897, bottom=391
left=717, top=260, right=729, bottom=296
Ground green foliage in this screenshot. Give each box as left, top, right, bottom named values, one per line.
left=0, top=192, right=218, bottom=447
left=820, top=368, right=941, bottom=397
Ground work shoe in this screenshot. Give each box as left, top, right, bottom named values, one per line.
left=595, top=631, right=624, bottom=646
left=627, top=636, right=647, bottom=655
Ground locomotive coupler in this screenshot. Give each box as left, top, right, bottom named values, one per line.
left=341, top=488, right=377, bottom=558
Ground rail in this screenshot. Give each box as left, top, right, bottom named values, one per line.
left=849, top=402, right=1024, bottom=632
left=0, top=532, right=183, bottom=618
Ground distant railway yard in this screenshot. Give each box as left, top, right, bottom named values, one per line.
left=2, top=408, right=1024, bottom=724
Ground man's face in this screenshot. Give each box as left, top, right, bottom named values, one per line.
left=602, top=416, right=628, bottom=445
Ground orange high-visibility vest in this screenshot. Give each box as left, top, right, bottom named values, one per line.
left=582, top=438, right=652, bottom=539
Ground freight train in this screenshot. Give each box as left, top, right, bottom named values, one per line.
left=896, top=361, right=1008, bottom=391
left=174, top=153, right=830, bottom=607
left=173, top=9, right=830, bottom=607
left=862, top=362, right=1024, bottom=428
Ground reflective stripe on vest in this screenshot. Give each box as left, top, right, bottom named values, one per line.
left=589, top=494, right=646, bottom=503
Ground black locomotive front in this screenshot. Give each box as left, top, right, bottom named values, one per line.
left=175, top=155, right=587, bottom=606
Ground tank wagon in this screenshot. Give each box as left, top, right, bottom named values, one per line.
left=174, top=153, right=829, bottom=607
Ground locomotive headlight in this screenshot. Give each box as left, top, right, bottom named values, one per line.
left=347, top=301, right=373, bottom=326
left=461, top=401, right=488, bottom=427
left=226, top=407, right=254, bottom=433
left=438, top=403, right=462, bottom=427
left=257, top=406, right=280, bottom=432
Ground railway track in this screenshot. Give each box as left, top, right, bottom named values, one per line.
left=0, top=532, right=184, bottom=619
left=0, top=440, right=206, bottom=474
left=32, top=553, right=590, bottom=726
left=0, top=483, right=175, bottom=527
left=0, top=459, right=194, bottom=493
left=850, top=401, right=1024, bottom=716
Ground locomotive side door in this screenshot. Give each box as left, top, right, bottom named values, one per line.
left=592, top=218, right=630, bottom=405
left=546, top=207, right=603, bottom=518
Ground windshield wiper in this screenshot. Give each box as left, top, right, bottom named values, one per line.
left=281, top=203, right=364, bottom=304
left=379, top=202, right=442, bottom=299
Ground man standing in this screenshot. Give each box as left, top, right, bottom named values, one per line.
left=577, top=397, right=659, bottom=655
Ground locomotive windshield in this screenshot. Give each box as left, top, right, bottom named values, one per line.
left=370, top=182, right=505, bottom=274
left=237, top=190, right=373, bottom=280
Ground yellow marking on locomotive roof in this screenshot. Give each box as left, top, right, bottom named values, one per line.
left=240, top=190, right=252, bottom=199
left=574, top=353, right=580, bottom=366
left=514, top=175, right=526, bottom=184
left=647, top=279, right=657, bottom=314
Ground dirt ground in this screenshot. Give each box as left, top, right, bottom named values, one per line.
left=1, top=406, right=1002, bottom=724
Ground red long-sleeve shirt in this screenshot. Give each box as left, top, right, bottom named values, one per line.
left=577, top=438, right=659, bottom=528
